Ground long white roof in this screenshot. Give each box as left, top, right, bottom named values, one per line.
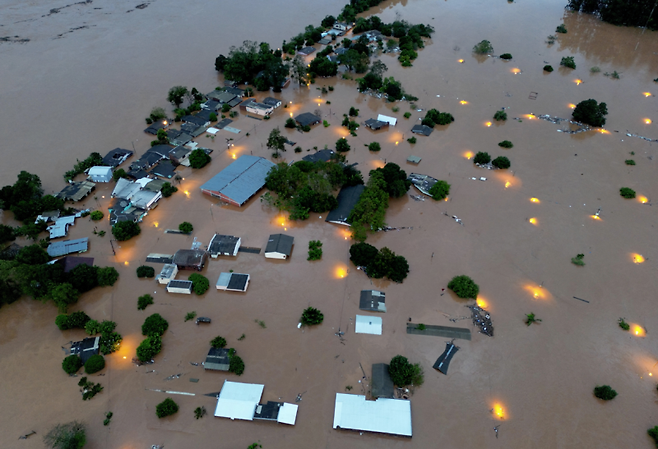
left=355, top=315, right=382, bottom=335
left=333, top=393, right=412, bottom=436
left=214, top=380, right=264, bottom=421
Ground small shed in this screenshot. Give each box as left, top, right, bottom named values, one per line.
left=208, top=234, right=241, bottom=257
left=216, top=273, right=250, bottom=292
left=406, top=155, right=422, bottom=164
left=172, top=249, right=208, bottom=271
left=365, top=119, right=388, bottom=130
left=411, top=124, right=433, bottom=136
left=433, top=342, right=459, bottom=375
left=70, top=336, right=100, bottom=364
left=156, top=264, right=178, bottom=285
left=166, top=279, right=193, bottom=294
left=359, top=290, right=386, bottom=313
left=377, top=114, right=397, bottom=126
left=371, top=363, right=394, bottom=399
left=87, top=166, right=113, bottom=183
left=355, top=315, right=382, bottom=335
left=294, top=112, right=321, bottom=127
left=204, top=347, right=230, bottom=371
left=265, top=234, right=294, bottom=259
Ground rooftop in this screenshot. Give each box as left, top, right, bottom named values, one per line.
left=359, top=290, right=386, bottom=312
left=333, top=393, right=412, bottom=437
left=102, top=148, right=133, bottom=167
left=208, top=234, right=241, bottom=257
left=56, top=181, right=96, bottom=202
left=204, top=347, right=230, bottom=371
left=295, top=112, right=321, bottom=127
left=199, top=155, right=275, bottom=206
left=325, top=184, right=365, bottom=225
left=265, top=234, right=294, bottom=257
left=47, top=238, right=89, bottom=257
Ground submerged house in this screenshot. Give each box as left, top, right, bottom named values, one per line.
left=199, top=155, right=275, bottom=207
left=47, top=238, right=89, bottom=257
left=333, top=393, right=411, bottom=437
left=156, top=263, right=178, bottom=285
left=70, top=336, right=100, bottom=364
left=166, top=279, right=193, bottom=294
left=295, top=112, right=321, bottom=127
left=433, top=341, right=459, bottom=375
left=262, top=97, right=282, bottom=109
left=172, top=249, right=208, bottom=271
left=359, top=290, right=386, bottom=313
left=87, top=166, right=113, bottom=183
left=208, top=234, right=241, bottom=257
left=364, top=119, right=389, bottom=131
left=245, top=101, right=274, bottom=117
left=102, top=148, right=133, bottom=167
left=302, top=149, right=335, bottom=163
left=214, top=380, right=298, bottom=425
left=325, top=184, right=365, bottom=225
left=216, top=272, right=250, bottom=292
left=411, top=124, right=433, bottom=136
left=264, top=234, right=294, bottom=260
left=56, top=181, right=96, bottom=202
left=371, top=363, right=394, bottom=399
left=408, top=173, right=438, bottom=197
left=354, top=315, right=383, bottom=335
left=204, top=347, right=230, bottom=371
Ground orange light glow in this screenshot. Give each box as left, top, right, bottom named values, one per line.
left=476, top=298, right=488, bottom=308
left=335, top=266, right=348, bottom=279
left=524, top=284, right=546, bottom=300
left=568, top=103, right=576, bottom=109
left=529, top=217, right=537, bottom=225
left=395, top=141, right=399, bottom=145
left=458, top=59, right=464, bottom=63
left=460, top=100, right=468, bottom=105
left=632, top=253, right=645, bottom=264
left=464, top=151, right=474, bottom=160
left=123, top=356, right=127, bottom=359
left=485, top=122, right=492, bottom=127
left=638, top=196, right=649, bottom=204
left=574, top=79, right=582, bottom=85
left=153, top=222, right=159, bottom=228
left=184, top=190, right=190, bottom=197
left=597, top=128, right=610, bottom=134
left=633, top=325, right=646, bottom=337
left=526, top=114, right=536, bottom=120
left=505, top=181, right=511, bottom=188
left=232, top=153, right=236, bottom=159
left=290, top=112, right=293, bottom=117
left=492, top=403, right=506, bottom=420
left=444, top=196, right=449, bottom=202
left=511, top=68, right=521, bottom=74
left=124, top=261, right=129, bottom=266
left=591, top=215, right=601, bottom=220
left=644, top=92, right=652, bottom=97
left=645, top=118, right=652, bottom=124
left=530, top=198, right=540, bottom=203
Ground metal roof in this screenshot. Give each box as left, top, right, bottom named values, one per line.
left=47, top=238, right=89, bottom=257
left=214, top=380, right=264, bottom=421
left=333, top=394, right=412, bottom=437
left=200, top=155, right=275, bottom=206
left=325, top=184, right=365, bottom=225
left=208, top=234, right=241, bottom=256
left=355, top=315, right=382, bottom=335
left=204, top=347, right=230, bottom=371
left=411, top=124, right=433, bottom=136
left=265, top=234, right=294, bottom=256
left=371, top=363, right=394, bottom=399
left=359, top=290, right=386, bottom=312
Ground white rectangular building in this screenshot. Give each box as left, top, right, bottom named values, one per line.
left=333, top=393, right=412, bottom=437
left=377, top=114, right=397, bottom=126
left=355, top=315, right=383, bottom=335
left=88, top=166, right=113, bottom=183
left=215, top=381, right=265, bottom=421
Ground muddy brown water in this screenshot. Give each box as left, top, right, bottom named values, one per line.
left=1, top=0, right=658, bottom=448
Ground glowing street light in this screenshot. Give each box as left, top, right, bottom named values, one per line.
left=568, top=103, right=576, bottom=109
left=530, top=198, right=540, bottom=203
left=645, top=118, right=652, bottom=124
left=458, top=59, right=464, bottom=63
left=574, top=79, right=582, bottom=85
left=485, top=121, right=492, bottom=127
left=529, top=217, right=537, bottom=225
left=460, top=100, right=468, bottom=105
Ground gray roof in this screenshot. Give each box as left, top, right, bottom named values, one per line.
left=208, top=234, right=241, bottom=256
left=302, top=149, right=335, bottom=163
left=262, top=97, right=281, bottom=107
left=365, top=119, right=388, bottom=130
left=295, top=112, right=321, bottom=127
left=371, top=363, right=394, bottom=399
left=325, top=184, right=365, bottom=224
left=199, top=155, right=275, bottom=206
left=298, top=47, right=316, bottom=56
left=103, top=148, right=133, bottom=167
left=228, top=273, right=250, bottom=291
left=150, top=160, right=177, bottom=179
left=411, top=124, right=433, bottom=136
left=205, top=347, right=230, bottom=371
left=433, top=342, right=459, bottom=374
left=182, top=115, right=208, bottom=127
left=223, top=86, right=245, bottom=97
left=70, top=336, right=100, bottom=364
left=359, top=290, right=386, bottom=312
left=172, top=249, right=208, bottom=269
left=265, top=234, right=294, bottom=256
left=56, top=181, right=96, bottom=202
left=167, top=280, right=193, bottom=292
left=47, top=238, right=89, bottom=257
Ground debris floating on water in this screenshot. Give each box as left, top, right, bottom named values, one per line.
left=467, top=305, right=494, bottom=337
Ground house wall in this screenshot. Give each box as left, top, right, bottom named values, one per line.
left=246, top=105, right=273, bottom=116
left=201, top=189, right=241, bottom=207
left=265, top=252, right=287, bottom=260
left=166, top=286, right=192, bottom=294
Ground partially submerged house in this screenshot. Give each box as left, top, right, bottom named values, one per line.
left=262, top=97, right=282, bottom=109
left=359, top=290, right=386, bottom=313
left=245, top=101, right=274, bottom=117
left=325, top=184, right=365, bottom=225
left=411, top=124, right=433, bottom=136
left=297, top=46, right=316, bottom=56
left=144, top=119, right=168, bottom=135
left=182, top=115, right=210, bottom=128
left=408, top=173, right=438, bottom=197
left=433, top=341, right=459, bottom=375
left=102, top=148, right=133, bottom=167
left=204, top=347, right=230, bottom=371
left=354, top=315, right=382, bottom=335
left=47, top=215, right=76, bottom=239
left=130, top=147, right=169, bottom=171
left=333, top=22, right=353, bottom=32
left=56, top=181, right=96, bottom=202
left=377, top=114, right=397, bottom=126
left=87, top=166, right=113, bottom=183
left=35, top=210, right=60, bottom=223
left=302, top=149, right=335, bottom=163
left=172, top=249, right=208, bottom=271
left=333, top=393, right=411, bottom=437
left=364, top=119, right=389, bottom=131
left=149, top=160, right=177, bottom=179
left=264, top=234, right=294, bottom=259
left=70, top=336, right=100, bottom=364
left=216, top=272, right=250, bottom=292
left=208, top=234, right=241, bottom=257
left=166, top=279, right=193, bottom=294
left=47, top=238, right=89, bottom=257
left=156, top=264, right=178, bottom=285
left=199, top=155, right=275, bottom=207
left=371, top=363, right=394, bottom=399
left=295, top=112, right=321, bottom=127
left=168, top=146, right=192, bottom=165
left=214, top=380, right=298, bottom=425
left=130, top=190, right=162, bottom=210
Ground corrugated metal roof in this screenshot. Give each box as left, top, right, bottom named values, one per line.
left=355, top=315, right=382, bottom=335
left=214, top=380, right=264, bottom=420
left=333, top=394, right=412, bottom=436
left=265, top=234, right=294, bottom=256
left=200, top=155, right=275, bottom=206
left=47, top=238, right=89, bottom=257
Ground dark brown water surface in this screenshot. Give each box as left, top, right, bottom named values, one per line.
left=1, top=0, right=658, bottom=448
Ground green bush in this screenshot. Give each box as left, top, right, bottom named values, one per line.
left=84, top=354, right=105, bottom=374
left=184, top=311, right=196, bottom=322
left=90, top=211, right=103, bottom=221
left=407, top=136, right=417, bottom=144
left=556, top=24, right=567, bottom=33
left=500, top=53, right=513, bottom=60
left=404, top=112, right=411, bottom=119
left=136, top=265, right=155, bottom=278
left=285, top=117, right=296, bottom=128
left=560, top=56, right=576, bottom=69
left=56, top=315, right=71, bottom=330
left=492, top=156, right=511, bottom=169
left=229, top=355, right=245, bottom=375
left=591, top=66, right=601, bottom=73
left=593, top=385, right=617, bottom=400
left=302, top=125, right=311, bottom=132
left=156, top=398, right=179, bottom=418
left=498, top=140, right=513, bottom=148
left=648, top=426, right=658, bottom=446
left=142, top=313, right=169, bottom=336
left=62, top=355, right=83, bottom=375
left=625, top=159, right=635, bottom=165
left=56, top=311, right=91, bottom=330
left=97, top=267, right=119, bottom=286
left=112, top=221, right=140, bottom=241
left=349, top=243, right=409, bottom=283
left=368, top=142, right=381, bottom=152
left=161, top=182, right=178, bottom=197
left=307, top=240, right=323, bottom=261
left=188, top=273, right=209, bottom=295
left=137, top=294, right=154, bottom=310
left=178, top=222, right=193, bottom=233
left=618, top=318, right=630, bottom=331
left=189, top=149, right=211, bottom=169
left=473, top=40, right=493, bottom=54
left=428, top=180, right=450, bottom=201
left=448, top=275, right=479, bottom=299
left=543, top=65, right=554, bottom=72
left=300, top=307, right=324, bottom=325
left=85, top=320, right=100, bottom=335
left=323, top=120, right=330, bottom=128
left=571, top=254, right=585, bottom=266
left=493, top=110, right=507, bottom=121
left=573, top=99, right=608, bottom=127
left=136, top=335, right=162, bottom=361
left=210, top=336, right=227, bottom=348
left=349, top=107, right=359, bottom=117
left=336, top=138, right=351, bottom=152
left=388, top=355, right=423, bottom=387
left=473, top=151, right=491, bottom=165
left=620, top=187, right=636, bottom=199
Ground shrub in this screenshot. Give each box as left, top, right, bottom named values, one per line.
left=590, top=66, right=601, bottom=73
left=625, top=159, right=635, bottom=165
left=112, top=221, right=140, bottom=241
left=142, top=313, right=169, bottom=336
left=571, top=253, right=585, bottom=266
left=556, top=24, right=567, bottom=33
left=407, top=137, right=417, bottom=144
left=349, top=242, right=379, bottom=267
left=85, top=320, right=100, bottom=335
left=209, top=112, right=217, bottom=122
left=210, top=336, right=227, bottom=348
left=178, top=222, right=193, bottom=233
left=543, top=65, right=554, bottom=72
left=302, top=125, right=311, bottom=132
left=572, top=99, right=608, bottom=127
left=473, top=40, right=493, bottom=54
left=493, top=110, right=507, bottom=121
left=136, top=265, right=155, bottom=278
left=618, top=318, right=630, bottom=331
left=649, top=426, right=658, bottom=447
left=62, top=355, right=82, bottom=375
left=620, top=187, right=636, bottom=199
left=448, top=275, right=479, bottom=299
left=308, top=240, right=323, bottom=261
left=336, top=138, right=351, bottom=152
left=300, top=307, right=324, bottom=325
left=473, top=151, right=491, bottom=165
left=285, top=117, right=296, bottom=128
left=156, top=398, right=179, bottom=418
left=492, top=156, right=511, bottom=169
left=500, top=53, right=513, bottom=60
left=525, top=313, right=542, bottom=326
left=137, top=294, right=154, bottom=310
left=388, top=355, right=423, bottom=387
left=498, top=140, right=513, bottom=148
left=294, top=146, right=302, bottom=153
left=90, top=211, right=103, bottom=221
left=56, top=315, right=71, bottom=330
left=184, top=311, right=196, bottom=322
left=560, top=56, right=576, bottom=69
left=44, top=421, right=86, bottom=449
left=136, top=335, right=162, bottom=361
left=229, top=355, right=245, bottom=375
left=404, top=112, right=411, bottom=119
left=349, top=107, right=359, bottom=117
left=56, top=311, right=91, bottom=331
left=429, top=180, right=450, bottom=201
left=97, top=267, right=119, bottom=286
left=593, top=385, right=617, bottom=400
left=161, top=182, right=178, bottom=197
left=189, top=149, right=211, bottom=169
left=367, top=142, right=382, bottom=152
left=84, top=354, right=105, bottom=374
left=323, top=120, right=330, bottom=128
left=188, top=273, right=209, bottom=295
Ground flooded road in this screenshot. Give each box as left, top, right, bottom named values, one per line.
left=1, top=0, right=658, bottom=448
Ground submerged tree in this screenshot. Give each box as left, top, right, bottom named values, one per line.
left=572, top=99, right=608, bottom=127
left=267, top=127, right=287, bottom=158
left=44, top=421, right=86, bottom=449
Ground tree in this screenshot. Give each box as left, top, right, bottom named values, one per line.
left=543, top=65, right=554, bottom=72
left=473, top=152, right=491, bottom=165
left=473, top=40, right=493, bottom=54
left=113, top=168, right=127, bottom=181
left=90, top=211, right=103, bottom=221
left=56, top=311, right=90, bottom=330
left=336, top=138, right=351, bottom=153
left=136, top=265, right=155, bottom=278
left=492, top=156, right=511, bottom=169
left=267, top=127, right=287, bottom=158
left=62, top=355, right=83, bottom=375
left=388, top=355, right=423, bottom=387
left=429, top=180, right=450, bottom=200
left=210, top=336, right=227, bottom=348
left=188, top=273, right=209, bottom=295
left=620, top=187, right=636, bottom=198
left=167, top=86, right=189, bottom=108
left=560, top=56, right=576, bottom=69
left=572, top=99, right=608, bottom=127
left=321, top=15, right=336, bottom=27
left=370, top=60, right=388, bottom=78
left=66, top=264, right=99, bottom=293
left=285, top=117, right=297, bottom=128
left=498, top=140, right=513, bottom=148
left=142, top=313, right=169, bottom=336
left=309, top=57, right=338, bottom=77
left=179, top=222, right=193, bottom=233
left=44, top=421, right=86, bottom=449
left=97, top=267, right=119, bottom=287
left=50, top=283, right=80, bottom=313
left=84, top=354, right=105, bottom=374
left=229, top=355, right=245, bottom=375
left=156, top=398, right=179, bottom=418
left=349, top=107, right=359, bottom=117
left=161, top=182, right=178, bottom=197
left=493, top=110, right=507, bottom=121
left=136, top=335, right=162, bottom=361
left=112, top=221, right=141, bottom=241
left=349, top=242, right=379, bottom=267
left=648, top=426, right=658, bottom=447
left=525, top=313, right=542, bottom=326
left=16, top=244, right=49, bottom=265
left=0, top=223, right=15, bottom=245
left=150, top=107, right=167, bottom=121
left=593, top=385, right=617, bottom=400
left=368, top=142, right=381, bottom=152
left=500, top=53, right=513, bottom=60
left=138, top=294, right=154, bottom=310
left=291, top=55, right=307, bottom=86
left=307, top=240, right=323, bottom=261
left=448, top=275, right=479, bottom=299
left=372, top=163, right=411, bottom=198
left=300, top=307, right=324, bottom=325
left=189, top=149, right=211, bottom=169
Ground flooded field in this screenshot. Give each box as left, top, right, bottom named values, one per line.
left=1, top=0, right=658, bottom=448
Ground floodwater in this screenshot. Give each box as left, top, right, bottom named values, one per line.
left=1, top=0, right=658, bottom=448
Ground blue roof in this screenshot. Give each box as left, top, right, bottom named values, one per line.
left=200, top=156, right=275, bottom=205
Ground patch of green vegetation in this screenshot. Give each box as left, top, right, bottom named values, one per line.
left=349, top=242, right=409, bottom=282
left=573, top=99, right=608, bottom=127
left=571, top=253, right=585, bottom=266
left=473, top=39, right=493, bottom=54
left=492, top=156, right=511, bottom=169
left=625, top=159, right=635, bottom=165
left=388, top=355, right=424, bottom=387
left=493, top=110, right=507, bottom=121
left=300, top=306, right=324, bottom=325
left=184, top=311, right=197, bottom=322
left=428, top=180, right=450, bottom=201
left=593, top=385, right=617, bottom=401
left=368, top=142, right=381, bottom=152
left=556, top=23, right=567, bottom=33
left=210, top=336, right=227, bottom=348
left=156, top=398, right=179, bottom=418
left=307, top=240, right=323, bottom=261
left=498, top=140, right=513, bottom=148
left=618, top=318, right=630, bottom=331
left=543, top=65, right=554, bottom=72
left=590, top=66, right=601, bottom=73
left=560, top=56, right=576, bottom=69
left=188, top=273, right=209, bottom=295
left=500, top=53, right=513, bottom=60
left=136, top=265, right=155, bottom=278
left=407, top=136, right=417, bottom=144
left=138, top=294, right=154, bottom=310
left=447, top=275, right=479, bottom=299
left=404, top=112, right=411, bottom=119
left=178, top=221, right=193, bottom=233
left=525, top=313, right=542, bottom=326
left=473, top=152, right=491, bottom=165
left=620, top=187, right=636, bottom=199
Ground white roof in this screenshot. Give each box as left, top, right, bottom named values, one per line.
left=355, top=315, right=382, bottom=335
left=277, top=403, right=299, bottom=425
left=333, top=393, right=412, bottom=436
left=130, top=190, right=161, bottom=209
left=47, top=216, right=76, bottom=239
left=377, top=114, right=397, bottom=126
left=207, top=127, right=220, bottom=135
left=88, top=166, right=112, bottom=175
left=214, top=380, right=264, bottom=420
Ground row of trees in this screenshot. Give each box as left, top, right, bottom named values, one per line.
left=136, top=313, right=168, bottom=362
left=215, top=41, right=288, bottom=91
left=64, top=152, right=105, bottom=181
left=349, top=242, right=410, bottom=283
left=567, top=0, right=657, bottom=30
left=0, top=171, right=65, bottom=223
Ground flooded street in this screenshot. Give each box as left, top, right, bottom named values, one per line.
left=1, top=0, right=658, bottom=447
